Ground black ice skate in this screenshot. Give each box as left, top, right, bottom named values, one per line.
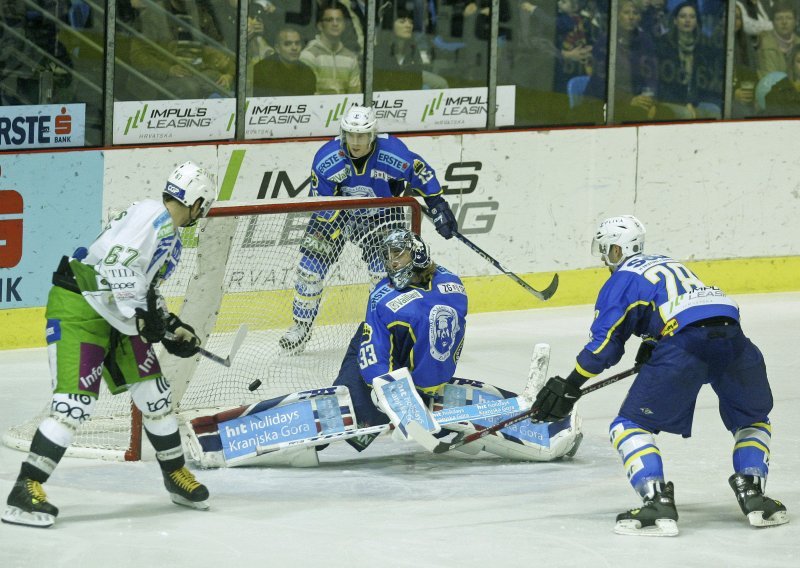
left=279, top=320, right=312, bottom=354
left=1, top=479, right=59, bottom=528
left=614, top=481, right=679, bottom=537
left=729, top=473, right=788, bottom=527
left=163, top=467, right=210, bottom=511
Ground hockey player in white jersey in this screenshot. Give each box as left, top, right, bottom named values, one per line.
left=2, top=161, right=217, bottom=528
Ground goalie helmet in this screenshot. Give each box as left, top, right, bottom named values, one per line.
left=381, top=228, right=431, bottom=289
left=591, top=215, right=646, bottom=269
left=164, top=161, right=217, bottom=219
left=340, top=105, right=377, bottom=150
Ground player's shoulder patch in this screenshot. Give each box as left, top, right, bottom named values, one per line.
left=437, top=281, right=466, bottom=296
left=315, top=146, right=346, bottom=175
left=369, top=282, right=393, bottom=311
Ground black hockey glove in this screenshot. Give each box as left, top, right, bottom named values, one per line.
left=161, top=314, right=201, bottom=358
left=634, top=340, right=656, bottom=370
left=530, top=376, right=582, bottom=422
left=427, top=197, right=457, bottom=240
left=135, top=286, right=167, bottom=343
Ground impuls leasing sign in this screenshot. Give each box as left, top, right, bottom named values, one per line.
left=113, top=98, right=236, bottom=144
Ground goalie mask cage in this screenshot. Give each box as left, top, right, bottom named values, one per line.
left=3, top=196, right=422, bottom=461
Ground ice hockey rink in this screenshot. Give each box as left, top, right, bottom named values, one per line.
left=1, top=293, right=797, bottom=568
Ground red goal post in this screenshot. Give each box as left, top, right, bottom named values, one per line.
left=3, top=196, right=422, bottom=462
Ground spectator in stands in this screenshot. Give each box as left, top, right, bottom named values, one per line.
left=737, top=0, right=773, bottom=46
left=733, top=2, right=760, bottom=117
left=300, top=1, right=362, bottom=94
left=580, top=0, right=659, bottom=123
left=130, top=0, right=235, bottom=100
left=640, top=0, right=670, bottom=37
left=337, top=0, right=367, bottom=54
left=252, top=25, right=317, bottom=96
left=764, top=43, right=800, bottom=115
left=212, top=0, right=274, bottom=67
left=374, top=6, right=425, bottom=91
left=554, top=0, right=594, bottom=93
left=505, top=1, right=565, bottom=126
left=654, top=1, right=723, bottom=119
left=757, top=1, right=798, bottom=78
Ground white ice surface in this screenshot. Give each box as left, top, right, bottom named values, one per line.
left=1, top=293, right=798, bottom=567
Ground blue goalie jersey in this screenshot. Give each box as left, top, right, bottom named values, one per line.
left=309, top=133, right=442, bottom=210
left=357, top=266, right=468, bottom=392
left=575, top=254, right=740, bottom=378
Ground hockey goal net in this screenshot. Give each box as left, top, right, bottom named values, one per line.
left=3, top=196, right=421, bottom=461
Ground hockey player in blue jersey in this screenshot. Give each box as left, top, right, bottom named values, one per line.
left=331, top=228, right=467, bottom=449
left=279, top=105, right=458, bottom=353
left=530, top=215, right=788, bottom=536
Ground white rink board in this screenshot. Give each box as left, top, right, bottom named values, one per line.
left=102, top=120, right=800, bottom=279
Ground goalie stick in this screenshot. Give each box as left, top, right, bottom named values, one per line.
left=407, top=366, right=639, bottom=454
left=421, top=206, right=558, bottom=301
left=166, top=324, right=248, bottom=368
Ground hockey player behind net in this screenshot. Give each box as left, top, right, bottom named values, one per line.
left=530, top=215, right=789, bottom=536
left=186, top=229, right=581, bottom=467
left=278, top=105, right=458, bottom=353
left=2, top=162, right=217, bottom=528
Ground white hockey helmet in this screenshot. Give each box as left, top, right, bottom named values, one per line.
left=591, top=215, right=646, bottom=269
left=340, top=105, right=377, bottom=147
left=164, top=161, right=217, bottom=219
left=381, top=228, right=431, bottom=289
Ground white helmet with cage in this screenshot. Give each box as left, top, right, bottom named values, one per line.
left=591, top=215, right=646, bottom=270
left=164, top=161, right=217, bottom=219
left=380, top=228, right=431, bottom=289
left=340, top=105, right=377, bottom=147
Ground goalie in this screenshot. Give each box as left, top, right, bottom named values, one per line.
left=188, top=229, right=581, bottom=466
left=2, top=162, right=216, bottom=528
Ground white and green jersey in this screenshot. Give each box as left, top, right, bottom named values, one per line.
left=70, top=199, right=182, bottom=335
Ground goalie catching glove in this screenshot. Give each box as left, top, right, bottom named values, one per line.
left=529, top=376, right=582, bottom=422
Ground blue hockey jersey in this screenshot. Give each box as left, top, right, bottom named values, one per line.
left=357, top=266, right=468, bottom=392
left=309, top=134, right=443, bottom=217
left=574, top=254, right=740, bottom=379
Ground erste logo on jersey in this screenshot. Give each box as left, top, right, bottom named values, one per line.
left=437, top=282, right=465, bottom=295
left=386, top=290, right=422, bottom=312
left=377, top=151, right=408, bottom=172
left=429, top=304, right=460, bottom=362
left=317, top=150, right=344, bottom=174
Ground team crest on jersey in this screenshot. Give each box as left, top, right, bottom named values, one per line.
left=341, top=185, right=377, bottom=198
left=311, top=171, right=319, bottom=190
left=429, top=304, right=460, bottom=362
left=437, top=282, right=465, bottom=295
left=386, top=290, right=422, bottom=312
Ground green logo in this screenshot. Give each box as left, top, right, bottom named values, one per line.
left=421, top=93, right=444, bottom=122
left=123, top=104, right=149, bottom=135
left=325, top=97, right=350, bottom=127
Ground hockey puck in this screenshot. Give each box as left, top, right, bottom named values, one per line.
left=248, top=379, right=262, bottom=391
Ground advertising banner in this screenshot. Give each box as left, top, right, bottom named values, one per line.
left=113, top=99, right=236, bottom=145
left=0, top=104, right=86, bottom=149
left=244, top=87, right=515, bottom=140
left=0, top=151, right=103, bottom=309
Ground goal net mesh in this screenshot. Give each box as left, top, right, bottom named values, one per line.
left=3, top=197, right=421, bottom=461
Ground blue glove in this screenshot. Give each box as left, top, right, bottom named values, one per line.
left=427, top=197, right=457, bottom=239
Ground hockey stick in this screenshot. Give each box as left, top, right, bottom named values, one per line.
left=165, top=324, right=248, bottom=368
left=408, top=366, right=638, bottom=454
left=421, top=207, right=558, bottom=301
